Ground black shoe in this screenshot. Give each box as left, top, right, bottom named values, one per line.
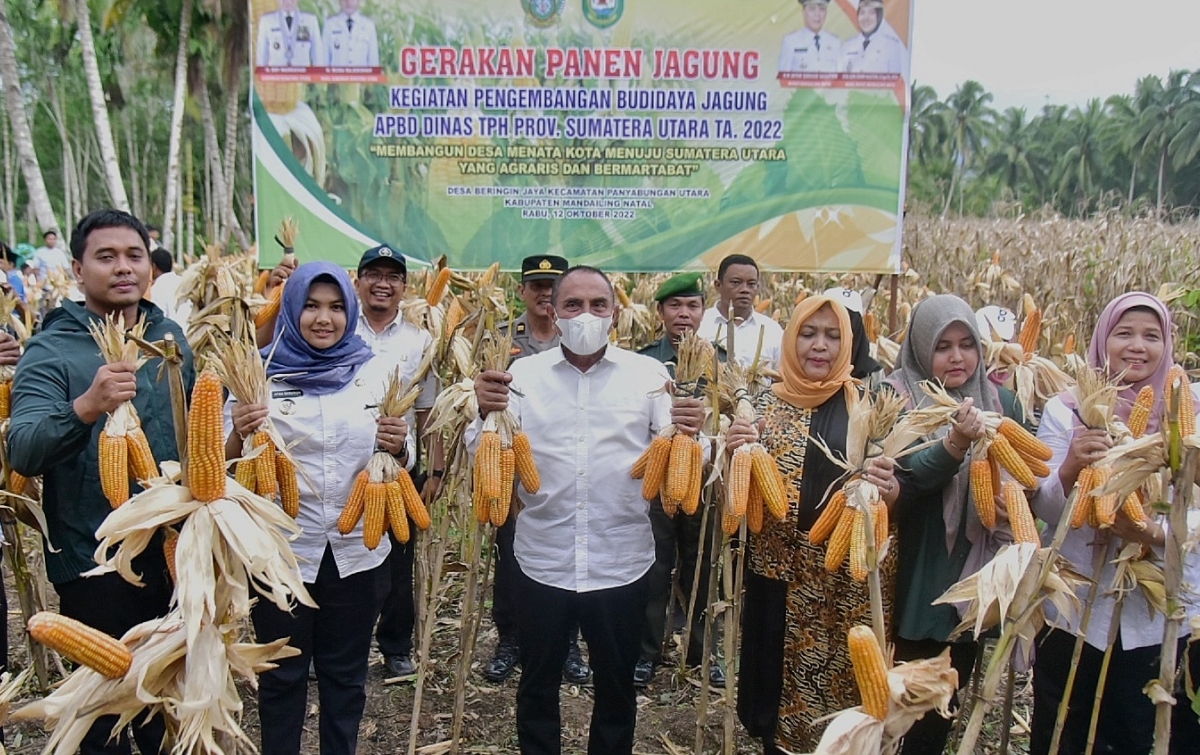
left=633, top=660, right=655, bottom=688
left=563, top=646, right=592, bottom=685
left=385, top=654, right=416, bottom=677
left=707, top=662, right=726, bottom=689
left=483, top=642, right=520, bottom=683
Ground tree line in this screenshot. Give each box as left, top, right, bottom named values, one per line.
left=907, top=73, right=1200, bottom=218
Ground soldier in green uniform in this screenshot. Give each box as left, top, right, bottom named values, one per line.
left=634, top=272, right=725, bottom=688
left=486, top=255, right=593, bottom=686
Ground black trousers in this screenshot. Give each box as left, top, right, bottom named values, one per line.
left=1030, top=627, right=1192, bottom=755
left=252, top=547, right=390, bottom=755
left=376, top=472, right=421, bottom=659
left=55, top=559, right=172, bottom=755
left=515, top=568, right=648, bottom=755
left=892, top=637, right=979, bottom=755
left=641, top=499, right=713, bottom=665
left=492, top=515, right=520, bottom=644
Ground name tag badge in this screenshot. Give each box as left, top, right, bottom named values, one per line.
left=273, top=389, right=303, bottom=399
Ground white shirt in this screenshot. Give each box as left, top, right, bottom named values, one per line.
left=778, top=27, right=842, bottom=74
left=1031, top=387, right=1200, bottom=651
left=256, top=9, right=325, bottom=67
left=323, top=12, right=379, bottom=67
left=839, top=23, right=907, bottom=77
left=32, top=245, right=71, bottom=278
left=224, top=355, right=414, bottom=582
left=697, top=306, right=784, bottom=370
left=355, top=311, right=437, bottom=411
left=150, top=271, right=191, bottom=328
left=469, top=346, right=674, bottom=592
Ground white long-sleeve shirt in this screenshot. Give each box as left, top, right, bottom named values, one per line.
left=225, top=355, right=414, bottom=583
left=355, top=311, right=437, bottom=411
left=469, top=345, right=675, bottom=592
left=1031, top=386, right=1200, bottom=651
left=697, top=306, right=784, bottom=371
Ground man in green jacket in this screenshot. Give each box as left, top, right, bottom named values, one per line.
left=9, top=209, right=195, bottom=755
left=634, top=272, right=724, bottom=688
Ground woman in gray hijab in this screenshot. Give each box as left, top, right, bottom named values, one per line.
left=884, top=294, right=1027, bottom=755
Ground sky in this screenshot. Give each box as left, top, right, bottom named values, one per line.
left=908, top=0, right=1200, bottom=111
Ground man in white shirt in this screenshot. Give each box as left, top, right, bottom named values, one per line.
left=353, top=245, right=443, bottom=679
left=779, top=0, right=842, bottom=74
left=256, top=0, right=325, bottom=67
left=149, top=248, right=190, bottom=327
left=474, top=266, right=704, bottom=755
left=323, top=0, right=379, bottom=67
left=696, top=254, right=784, bottom=371
left=32, top=229, right=72, bottom=279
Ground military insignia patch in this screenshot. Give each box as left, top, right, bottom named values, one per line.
left=521, top=0, right=565, bottom=28
left=582, top=0, right=623, bottom=29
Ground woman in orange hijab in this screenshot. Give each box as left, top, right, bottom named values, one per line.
left=732, top=296, right=900, bottom=754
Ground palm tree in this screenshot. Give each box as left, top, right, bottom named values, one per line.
left=1130, top=70, right=1199, bottom=214
left=984, top=107, right=1043, bottom=204
left=940, top=80, right=994, bottom=217
left=1104, top=92, right=1147, bottom=205
left=908, top=83, right=947, bottom=164
left=1055, top=99, right=1106, bottom=212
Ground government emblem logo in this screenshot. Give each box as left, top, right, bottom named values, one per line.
left=583, top=0, right=623, bottom=28
left=522, top=0, right=565, bottom=27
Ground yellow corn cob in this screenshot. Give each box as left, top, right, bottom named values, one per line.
left=473, top=465, right=490, bottom=525
left=512, top=431, right=540, bottom=493
left=0, top=380, right=11, bottom=419
left=1069, top=466, right=1096, bottom=529
left=363, top=481, right=387, bottom=549
left=997, top=418, right=1053, bottom=462
left=661, top=493, right=679, bottom=518
left=1025, top=456, right=1051, bottom=479
left=255, top=282, right=284, bottom=329
left=1127, top=386, right=1155, bottom=439
left=863, top=311, right=879, bottom=343
left=1119, top=490, right=1148, bottom=530
left=1018, top=306, right=1041, bottom=357
left=747, top=478, right=764, bottom=534
left=794, top=291, right=808, bottom=306
left=162, top=528, right=179, bottom=584
left=682, top=439, right=704, bottom=516
left=730, top=447, right=753, bottom=517
left=99, top=430, right=129, bottom=508
left=338, top=471, right=370, bottom=534
left=615, top=284, right=633, bottom=308
left=640, top=435, right=672, bottom=501
left=28, top=611, right=132, bottom=680
left=808, top=488, right=847, bottom=545
left=254, top=269, right=270, bottom=294
left=385, top=480, right=411, bottom=544
left=234, top=458, right=257, bottom=490
left=849, top=508, right=869, bottom=582
left=630, top=450, right=649, bottom=480
left=990, top=434, right=1037, bottom=488
left=847, top=625, right=890, bottom=720
left=425, top=266, right=453, bottom=306
left=1005, top=481, right=1040, bottom=544
left=755, top=297, right=772, bottom=313
left=751, top=446, right=789, bottom=521
left=444, top=296, right=465, bottom=336
left=1063, top=332, right=1076, bottom=355
left=187, top=370, right=226, bottom=503
left=275, top=451, right=300, bottom=518
left=970, top=458, right=996, bottom=530
left=476, top=431, right=503, bottom=505
left=1091, top=465, right=1117, bottom=527
left=871, top=500, right=889, bottom=551
left=1169, top=366, right=1196, bottom=437
left=125, top=426, right=158, bottom=482
left=988, top=452, right=1002, bottom=498
left=825, top=509, right=855, bottom=572
left=722, top=510, right=741, bottom=536
left=491, top=448, right=516, bottom=527
left=252, top=430, right=278, bottom=497
left=8, top=470, right=28, bottom=494
left=665, top=432, right=694, bottom=504
left=397, top=470, right=431, bottom=530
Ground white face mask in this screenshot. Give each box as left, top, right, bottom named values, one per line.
left=559, top=312, right=612, bottom=356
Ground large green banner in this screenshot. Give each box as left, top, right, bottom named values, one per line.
left=251, top=0, right=914, bottom=271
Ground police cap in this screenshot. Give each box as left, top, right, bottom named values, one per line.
left=521, top=255, right=569, bottom=282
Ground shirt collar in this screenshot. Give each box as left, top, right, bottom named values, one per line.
left=358, top=308, right=403, bottom=335
left=712, top=306, right=758, bottom=327
left=551, top=343, right=621, bottom=372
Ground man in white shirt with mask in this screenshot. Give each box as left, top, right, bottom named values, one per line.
left=473, top=266, right=705, bottom=755
left=696, top=254, right=784, bottom=372
left=323, top=0, right=380, bottom=67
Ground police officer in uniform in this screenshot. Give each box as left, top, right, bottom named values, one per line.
left=634, top=273, right=725, bottom=688
left=256, top=0, right=326, bottom=67
left=839, top=0, right=907, bottom=76
left=485, top=255, right=593, bottom=687
left=323, top=0, right=380, bottom=67
left=778, top=0, right=842, bottom=75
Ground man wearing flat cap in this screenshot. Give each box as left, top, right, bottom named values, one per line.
left=632, top=272, right=725, bottom=689
left=485, top=254, right=593, bottom=687
left=779, top=0, right=842, bottom=75
left=353, top=245, right=443, bottom=679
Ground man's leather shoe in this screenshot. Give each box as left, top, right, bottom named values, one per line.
left=483, top=642, right=519, bottom=683
left=633, top=660, right=655, bottom=688
left=385, top=654, right=416, bottom=677
left=707, top=662, right=726, bottom=688
left=562, top=645, right=592, bottom=684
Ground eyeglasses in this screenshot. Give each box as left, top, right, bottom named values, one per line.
left=360, top=269, right=405, bottom=285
